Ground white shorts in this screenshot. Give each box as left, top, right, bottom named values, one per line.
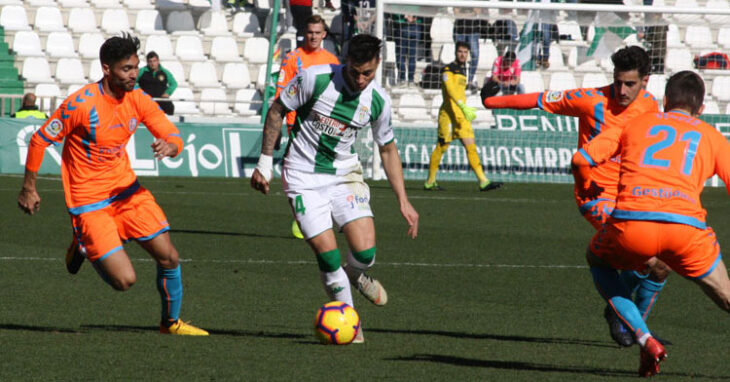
left=282, top=167, right=373, bottom=240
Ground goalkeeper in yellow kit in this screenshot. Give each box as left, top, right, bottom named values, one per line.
left=424, top=42, right=503, bottom=191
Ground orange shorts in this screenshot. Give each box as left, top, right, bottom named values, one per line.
left=590, top=218, right=721, bottom=279
left=578, top=198, right=616, bottom=230
left=70, top=187, right=169, bottom=262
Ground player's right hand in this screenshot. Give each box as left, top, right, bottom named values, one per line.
left=250, top=169, right=270, bottom=194
left=18, top=188, right=41, bottom=215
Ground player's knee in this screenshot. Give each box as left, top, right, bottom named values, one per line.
left=111, top=273, right=136, bottom=291
left=155, top=246, right=179, bottom=269
left=648, top=260, right=672, bottom=282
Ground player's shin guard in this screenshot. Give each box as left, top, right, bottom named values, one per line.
left=317, top=249, right=354, bottom=307
left=157, top=265, right=183, bottom=327
left=465, top=143, right=487, bottom=184
left=426, top=142, right=449, bottom=184
left=635, top=278, right=665, bottom=320
left=344, top=247, right=376, bottom=282
left=590, top=266, right=652, bottom=343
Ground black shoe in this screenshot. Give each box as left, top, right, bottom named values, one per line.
left=65, top=239, right=85, bottom=274
left=603, top=305, right=636, bottom=347
left=480, top=181, right=503, bottom=192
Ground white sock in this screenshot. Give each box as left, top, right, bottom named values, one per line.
left=320, top=266, right=354, bottom=307
left=638, top=333, right=652, bottom=347
left=345, top=251, right=375, bottom=283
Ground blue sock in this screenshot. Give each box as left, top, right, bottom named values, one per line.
left=590, top=266, right=651, bottom=339
left=635, top=278, right=665, bottom=321
left=619, top=270, right=646, bottom=295
left=157, top=265, right=183, bottom=326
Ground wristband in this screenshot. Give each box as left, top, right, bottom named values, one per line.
left=255, top=154, right=273, bottom=181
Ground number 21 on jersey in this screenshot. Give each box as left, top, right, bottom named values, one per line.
left=641, top=125, right=701, bottom=176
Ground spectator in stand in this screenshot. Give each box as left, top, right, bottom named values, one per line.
left=11, top=93, right=48, bottom=119
left=290, top=0, right=313, bottom=48
left=534, top=0, right=558, bottom=69
left=493, top=1, right=519, bottom=54
left=490, top=51, right=524, bottom=95
left=136, top=51, right=177, bottom=115
left=454, top=7, right=482, bottom=90
left=392, top=13, right=423, bottom=86
left=342, top=0, right=376, bottom=42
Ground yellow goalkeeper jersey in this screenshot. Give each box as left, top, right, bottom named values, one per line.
left=440, top=61, right=468, bottom=114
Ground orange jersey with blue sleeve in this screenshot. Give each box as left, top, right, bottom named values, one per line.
left=578, top=110, right=730, bottom=229
left=275, top=48, right=339, bottom=128
left=26, top=83, right=183, bottom=211
left=538, top=86, right=659, bottom=200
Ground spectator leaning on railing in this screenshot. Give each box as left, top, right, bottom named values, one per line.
left=11, top=93, right=48, bottom=119
left=136, top=51, right=177, bottom=116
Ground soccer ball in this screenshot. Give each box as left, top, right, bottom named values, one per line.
left=313, top=301, right=361, bottom=345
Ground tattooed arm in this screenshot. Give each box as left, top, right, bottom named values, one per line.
left=251, top=99, right=288, bottom=194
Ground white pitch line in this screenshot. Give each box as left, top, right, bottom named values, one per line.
left=0, top=256, right=586, bottom=269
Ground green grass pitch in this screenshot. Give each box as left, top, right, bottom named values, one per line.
left=1, top=174, right=728, bottom=381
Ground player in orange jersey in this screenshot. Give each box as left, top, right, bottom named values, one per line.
left=481, top=46, right=669, bottom=347
left=573, top=71, right=730, bottom=377
left=275, top=14, right=339, bottom=239
left=17, top=34, right=208, bottom=336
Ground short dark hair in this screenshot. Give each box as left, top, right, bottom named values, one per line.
left=346, top=34, right=381, bottom=63
left=306, top=14, right=327, bottom=28
left=100, top=32, right=140, bottom=66
left=664, top=70, right=705, bottom=115
left=503, top=51, right=516, bottom=65
left=146, top=51, right=159, bottom=60
left=455, top=41, right=470, bottom=52
left=611, top=45, right=651, bottom=77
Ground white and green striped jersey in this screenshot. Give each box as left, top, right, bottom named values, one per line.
left=279, top=64, right=394, bottom=175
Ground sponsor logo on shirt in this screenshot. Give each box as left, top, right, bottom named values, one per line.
left=311, top=112, right=355, bottom=138
left=356, top=105, right=369, bottom=124
left=546, top=91, right=563, bottom=103
left=45, top=119, right=63, bottom=137
left=128, top=118, right=138, bottom=132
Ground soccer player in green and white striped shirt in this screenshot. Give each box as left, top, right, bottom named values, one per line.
left=251, top=34, right=419, bottom=343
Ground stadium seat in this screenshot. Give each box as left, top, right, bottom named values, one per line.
left=567, top=46, right=600, bottom=72
left=232, top=11, right=261, bottom=37
left=256, top=63, right=279, bottom=91
left=88, top=59, right=103, bottom=82
left=12, top=31, right=44, bottom=57
left=144, top=35, right=176, bottom=60
left=439, top=43, right=455, bottom=65
left=704, top=100, right=720, bottom=114
left=199, top=88, right=230, bottom=115
left=188, top=62, right=220, bottom=88
left=717, top=27, right=730, bottom=49
left=547, top=43, right=566, bottom=70
left=711, top=76, right=730, bottom=101
left=477, top=42, right=498, bottom=70
left=170, top=87, right=200, bottom=115
left=163, top=60, right=188, bottom=85
left=101, top=9, right=131, bottom=35
left=58, top=0, right=90, bottom=6
left=673, top=0, right=702, bottom=23
left=68, top=8, right=99, bottom=34
left=581, top=73, right=608, bottom=88
left=665, top=48, right=694, bottom=72
left=222, top=63, right=252, bottom=89
left=34, top=6, right=66, bottom=33
left=646, top=74, right=666, bottom=100
left=66, top=84, right=85, bottom=96
left=684, top=26, right=714, bottom=49
left=666, top=24, right=684, bottom=48
left=22, top=57, right=53, bottom=83
left=397, top=93, right=427, bottom=120
left=548, top=72, right=577, bottom=91
left=521, top=71, right=545, bottom=93
left=430, top=94, right=443, bottom=117
left=56, top=58, right=86, bottom=85
left=135, top=9, right=165, bottom=35
left=234, top=88, right=262, bottom=115
left=46, top=32, right=78, bottom=58
left=166, top=10, right=196, bottom=34
left=124, top=0, right=155, bottom=9
left=725, top=102, right=730, bottom=114
left=244, top=37, right=270, bottom=64
left=210, top=36, right=243, bottom=63
left=199, top=10, right=231, bottom=36
left=175, top=35, right=207, bottom=62
left=35, top=82, right=62, bottom=111
left=706, top=0, right=730, bottom=25
left=0, top=5, right=31, bottom=31
left=557, top=21, right=583, bottom=43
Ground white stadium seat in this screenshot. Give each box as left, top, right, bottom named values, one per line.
left=166, top=10, right=195, bottom=34
left=175, top=35, right=207, bottom=62
left=34, top=6, right=66, bottom=33
left=665, top=24, right=684, bottom=48
left=200, top=88, right=230, bottom=115
left=717, top=27, right=730, bottom=49
left=188, top=62, right=220, bottom=88
left=665, top=48, right=694, bottom=72
left=557, top=21, right=583, bottom=43
left=101, top=9, right=131, bottom=35
left=135, top=9, right=165, bottom=35
left=711, top=76, right=730, bottom=101
left=12, top=31, right=44, bottom=57
left=244, top=37, right=270, bottom=64
left=439, top=43, right=455, bottom=65
left=88, top=59, right=103, bottom=82
left=547, top=43, right=566, bottom=70
left=521, top=71, right=545, bottom=93
left=430, top=94, right=442, bottom=117
left=0, top=5, right=31, bottom=31
left=222, top=63, right=251, bottom=89
left=170, top=87, right=200, bottom=115
left=68, top=8, right=99, bottom=34
left=397, top=93, right=427, bottom=120
left=706, top=0, right=730, bottom=25
left=234, top=88, right=262, bottom=115
left=673, top=0, right=702, bottom=23
left=78, top=33, right=105, bottom=59
left=704, top=100, right=720, bottom=114
left=684, top=26, right=714, bottom=49
left=66, top=84, right=85, bottom=96
left=162, top=60, right=187, bottom=85
left=548, top=72, right=577, bottom=91
left=46, top=32, right=78, bottom=58
left=145, top=35, right=176, bottom=60
left=210, top=36, right=243, bottom=63
left=646, top=74, right=666, bottom=100
left=256, top=63, right=278, bottom=91
left=35, top=83, right=62, bottom=110
left=477, top=42, right=498, bottom=70
left=56, top=58, right=86, bottom=85
left=22, top=57, right=53, bottom=83
left=581, top=73, right=608, bottom=88
left=199, top=10, right=231, bottom=36
left=232, top=12, right=261, bottom=37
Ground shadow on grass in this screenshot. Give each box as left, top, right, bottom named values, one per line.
left=0, top=323, right=80, bottom=334
left=388, top=354, right=730, bottom=379
left=170, top=229, right=294, bottom=240
left=82, top=324, right=309, bottom=339
left=368, top=328, right=615, bottom=349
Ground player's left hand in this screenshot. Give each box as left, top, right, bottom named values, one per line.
left=579, top=180, right=604, bottom=200
left=18, top=188, right=41, bottom=215
left=400, top=201, right=419, bottom=239
left=151, top=139, right=178, bottom=159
